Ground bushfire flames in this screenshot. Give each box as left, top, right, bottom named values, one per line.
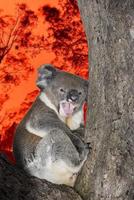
left=0, top=0, right=88, bottom=162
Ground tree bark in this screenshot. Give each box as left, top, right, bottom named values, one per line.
left=76, top=0, right=134, bottom=200
left=0, top=154, right=82, bottom=200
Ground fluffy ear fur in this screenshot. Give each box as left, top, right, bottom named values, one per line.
left=36, top=64, right=57, bottom=89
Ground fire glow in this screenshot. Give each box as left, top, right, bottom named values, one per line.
left=0, top=0, right=88, bottom=162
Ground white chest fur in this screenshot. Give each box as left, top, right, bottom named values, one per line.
left=39, top=92, right=84, bottom=130
left=66, top=109, right=84, bottom=130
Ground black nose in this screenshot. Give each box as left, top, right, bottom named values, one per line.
left=67, top=89, right=79, bottom=102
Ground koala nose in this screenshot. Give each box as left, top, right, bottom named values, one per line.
left=67, top=89, right=79, bottom=102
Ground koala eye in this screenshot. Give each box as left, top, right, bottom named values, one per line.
left=59, top=88, right=65, bottom=93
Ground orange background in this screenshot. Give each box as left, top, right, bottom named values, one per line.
left=0, top=0, right=88, bottom=161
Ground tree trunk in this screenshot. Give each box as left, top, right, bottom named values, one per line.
left=0, top=154, right=82, bottom=200
left=76, top=0, right=134, bottom=200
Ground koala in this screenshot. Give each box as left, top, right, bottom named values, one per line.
left=13, top=64, right=90, bottom=187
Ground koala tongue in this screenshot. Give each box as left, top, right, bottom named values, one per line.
left=59, top=102, right=75, bottom=117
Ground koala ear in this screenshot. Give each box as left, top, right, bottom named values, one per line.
left=36, top=64, right=57, bottom=89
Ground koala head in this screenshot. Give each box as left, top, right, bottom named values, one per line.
left=37, top=64, right=88, bottom=117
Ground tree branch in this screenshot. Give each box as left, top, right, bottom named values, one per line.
left=0, top=154, right=82, bottom=200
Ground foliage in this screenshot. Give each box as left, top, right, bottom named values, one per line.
left=40, top=0, right=88, bottom=77
left=0, top=3, right=47, bottom=85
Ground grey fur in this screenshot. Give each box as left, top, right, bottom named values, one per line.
left=13, top=64, right=90, bottom=186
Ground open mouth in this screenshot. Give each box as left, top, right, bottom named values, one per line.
left=59, top=100, right=76, bottom=117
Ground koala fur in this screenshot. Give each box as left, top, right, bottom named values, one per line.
left=13, top=64, right=90, bottom=187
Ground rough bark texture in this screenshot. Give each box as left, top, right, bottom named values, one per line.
left=0, top=154, right=82, bottom=200
left=76, top=0, right=134, bottom=200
